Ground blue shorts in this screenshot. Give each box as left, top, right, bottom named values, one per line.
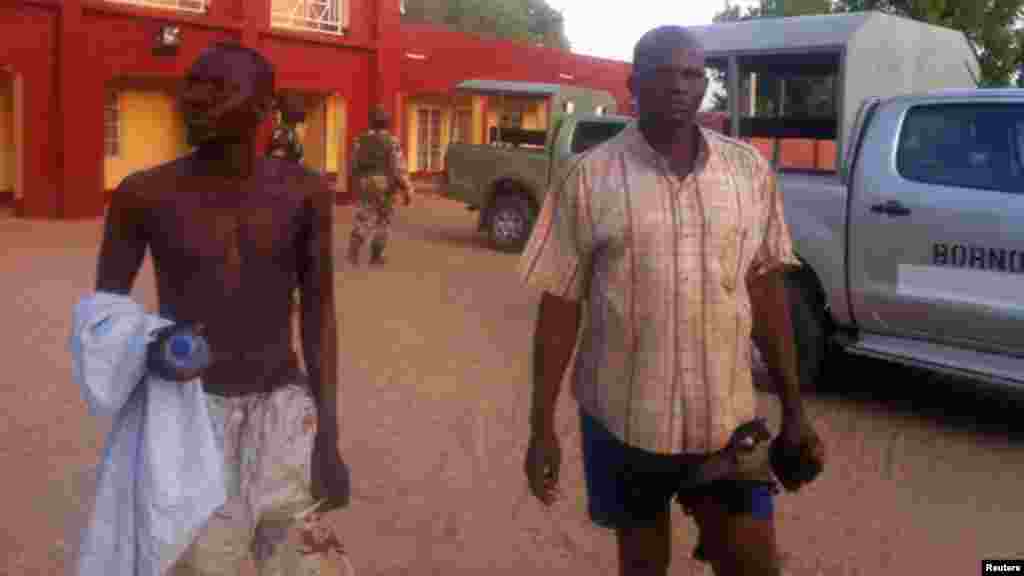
left=579, top=408, right=778, bottom=531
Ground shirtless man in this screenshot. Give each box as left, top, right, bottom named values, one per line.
left=95, top=42, right=350, bottom=575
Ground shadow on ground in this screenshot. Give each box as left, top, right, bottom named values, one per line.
left=409, top=223, right=494, bottom=253
left=809, top=352, right=1024, bottom=442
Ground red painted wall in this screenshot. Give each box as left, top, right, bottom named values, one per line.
left=3, top=1, right=635, bottom=219
left=64, top=2, right=380, bottom=218
left=399, top=23, right=633, bottom=115
left=0, top=3, right=59, bottom=219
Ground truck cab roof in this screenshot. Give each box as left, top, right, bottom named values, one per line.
left=882, top=88, right=1024, bottom=104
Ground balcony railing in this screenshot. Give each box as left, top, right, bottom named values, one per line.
left=271, top=0, right=344, bottom=36
left=105, top=0, right=208, bottom=14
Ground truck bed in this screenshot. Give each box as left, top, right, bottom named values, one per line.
left=778, top=170, right=847, bottom=235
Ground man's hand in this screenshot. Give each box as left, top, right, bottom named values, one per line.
left=311, top=429, right=350, bottom=512
left=525, top=430, right=562, bottom=506
left=771, top=413, right=825, bottom=492
left=403, top=192, right=413, bottom=206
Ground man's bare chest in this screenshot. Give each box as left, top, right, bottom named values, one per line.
left=148, top=182, right=303, bottom=272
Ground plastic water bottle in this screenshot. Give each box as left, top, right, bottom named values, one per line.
left=148, top=324, right=212, bottom=382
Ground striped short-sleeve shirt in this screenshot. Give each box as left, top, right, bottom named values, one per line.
left=518, top=122, right=800, bottom=455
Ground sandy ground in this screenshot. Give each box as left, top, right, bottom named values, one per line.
left=2, top=194, right=1023, bottom=575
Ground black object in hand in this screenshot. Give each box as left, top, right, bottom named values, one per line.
left=770, top=435, right=824, bottom=491
left=146, top=323, right=212, bottom=382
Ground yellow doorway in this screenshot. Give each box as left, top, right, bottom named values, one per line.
left=283, top=91, right=346, bottom=192
left=103, top=79, right=189, bottom=192
left=0, top=67, right=21, bottom=212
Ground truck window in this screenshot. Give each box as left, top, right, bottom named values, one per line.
left=571, top=122, right=627, bottom=155
left=898, top=103, right=1024, bottom=193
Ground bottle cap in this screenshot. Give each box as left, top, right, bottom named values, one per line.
left=170, top=335, right=193, bottom=359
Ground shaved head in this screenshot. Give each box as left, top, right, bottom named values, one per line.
left=196, top=42, right=276, bottom=99
left=628, top=25, right=709, bottom=130
left=633, top=26, right=705, bottom=73
left=372, top=106, right=391, bottom=130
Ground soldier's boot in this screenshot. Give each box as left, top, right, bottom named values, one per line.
left=347, top=235, right=363, bottom=267
left=369, top=240, right=386, bottom=266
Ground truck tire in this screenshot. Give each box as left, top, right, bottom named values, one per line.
left=786, top=268, right=828, bottom=393
left=488, top=195, right=533, bottom=253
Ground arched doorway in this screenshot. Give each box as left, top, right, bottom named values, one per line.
left=0, top=66, right=23, bottom=217
left=275, top=90, right=348, bottom=198
left=102, top=77, right=190, bottom=201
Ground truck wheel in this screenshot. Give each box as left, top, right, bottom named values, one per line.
left=489, top=195, right=533, bottom=253
left=786, top=268, right=828, bottom=393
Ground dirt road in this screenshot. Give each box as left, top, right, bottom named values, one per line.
left=2, top=195, right=1022, bottom=575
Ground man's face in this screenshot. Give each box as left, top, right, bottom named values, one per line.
left=629, top=45, right=709, bottom=128
left=181, top=50, right=270, bottom=147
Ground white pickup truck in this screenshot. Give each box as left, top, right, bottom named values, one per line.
left=782, top=88, right=1024, bottom=391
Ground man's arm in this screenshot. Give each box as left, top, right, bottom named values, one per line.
left=530, top=292, right=581, bottom=435
left=746, top=168, right=825, bottom=491
left=520, top=162, right=592, bottom=434
left=298, top=177, right=348, bottom=508
left=746, top=169, right=804, bottom=418
left=748, top=269, right=803, bottom=420
left=298, top=179, right=339, bottom=427
left=518, top=161, right=592, bottom=504
left=95, top=175, right=148, bottom=295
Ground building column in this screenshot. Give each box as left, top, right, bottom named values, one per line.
left=12, top=72, right=24, bottom=216
left=393, top=91, right=404, bottom=140
left=242, top=0, right=269, bottom=47
left=476, top=96, right=489, bottom=145
left=243, top=0, right=272, bottom=156
left=374, top=0, right=402, bottom=117
left=59, top=0, right=105, bottom=219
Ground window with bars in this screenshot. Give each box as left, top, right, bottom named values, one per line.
left=416, top=108, right=443, bottom=172
left=271, top=0, right=345, bottom=36
left=104, top=92, right=120, bottom=158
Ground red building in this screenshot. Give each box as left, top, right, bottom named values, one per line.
left=0, top=0, right=633, bottom=220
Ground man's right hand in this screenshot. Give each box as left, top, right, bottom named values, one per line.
left=525, top=430, right=562, bottom=506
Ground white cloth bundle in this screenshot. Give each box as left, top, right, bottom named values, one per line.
left=70, top=292, right=226, bottom=576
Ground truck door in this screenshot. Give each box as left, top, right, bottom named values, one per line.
left=847, top=99, right=1024, bottom=355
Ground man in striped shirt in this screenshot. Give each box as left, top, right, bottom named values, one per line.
left=519, top=26, right=825, bottom=575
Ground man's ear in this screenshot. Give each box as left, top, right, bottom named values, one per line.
left=259, top=100, right=274, bottom=122
left=255, top=92, right=276, bottom=121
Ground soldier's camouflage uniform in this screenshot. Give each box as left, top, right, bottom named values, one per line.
left=348, top=130, right=411, bottom=265
left=268, top=123, right=303, bottom=163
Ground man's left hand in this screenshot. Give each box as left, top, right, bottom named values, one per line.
left=311, top=430, right=350, bottom=512
left=771, top=413, right=825, bottom=492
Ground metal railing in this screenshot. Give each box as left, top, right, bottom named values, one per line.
left=271, top=0, right=344, bottom=36
left=105, top=0, right=208, bottom=14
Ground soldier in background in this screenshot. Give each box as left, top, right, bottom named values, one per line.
left=347, top=107, right=412, bottom=266
left=268, top=101, right=304, bottom=163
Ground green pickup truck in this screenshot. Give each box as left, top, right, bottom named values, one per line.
left=443, top=113, right=631, bottom=252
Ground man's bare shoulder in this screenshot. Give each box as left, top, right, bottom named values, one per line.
left=114, top=156, right=193, bottom=202
left=261, top=158, right=332, bottom=205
